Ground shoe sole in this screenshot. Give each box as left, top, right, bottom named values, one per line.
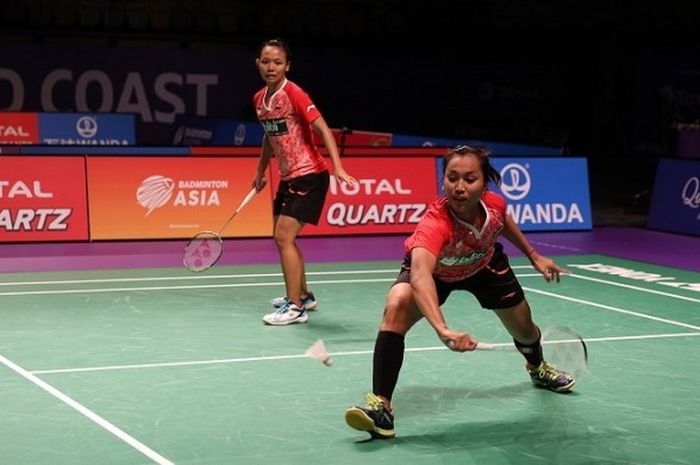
left=262, top=314, right=310, bottom=326
left=345, top=408, right=395, bottom=439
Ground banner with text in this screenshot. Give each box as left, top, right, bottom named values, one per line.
left=648, top=158, right=700, bottom=236
left=87, top=157, right=273, bottom=239
left=436, top=157, right=592, bottom=231
left=172, top=116, right=264, bottom=146
left=0, top=156, right=89, bottom=242
left=0, top=43, right=256, bottom=145
left=0, top=112, right=40, bottom=144
left=39, top=113, right=136, bottom=145
left=267, top=157, right=437, bottom=236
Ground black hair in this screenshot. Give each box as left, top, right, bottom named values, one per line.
left=442, top=145, right=501, bottom=186
left=258, top=38, right=291, bottom=61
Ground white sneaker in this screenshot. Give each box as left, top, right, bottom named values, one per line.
left=269, top=292, right=318, bottom=311
left=262, top=302, right=309, bottom=326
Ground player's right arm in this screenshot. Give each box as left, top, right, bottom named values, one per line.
left=253, top=136, right=272, bottom=192
left=409, top=247, right=477, bottom=351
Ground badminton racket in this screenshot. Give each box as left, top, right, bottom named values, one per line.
left=450, top=325, right=588, bottom=375
left=183, top=188, right=257, bottom=272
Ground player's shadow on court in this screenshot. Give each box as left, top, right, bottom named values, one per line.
left=352, top=392, right=630, bottom=464
left=396, top=383, right=553, bottom=417
left=305, top=318, right=378, bottom=341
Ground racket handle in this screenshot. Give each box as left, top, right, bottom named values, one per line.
left=217, top=188, right=258, bottom=234
left=475, top=342, right=496, bottom=350
left=236, top=188, right=257, bottom=213
left=447, top=340, right=494, bottom=350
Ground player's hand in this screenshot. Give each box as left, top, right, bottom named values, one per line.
left=529, top=253, right=567, bottom=283
left=334, top=169, right=356, bottom=186
left=252, top=175, right=267, bottom=193
left=440, top=329, right=478, bottom=352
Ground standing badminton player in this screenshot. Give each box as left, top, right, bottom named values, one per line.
left=345, top=145, right=573, bottom=439
left=251, top=39, right=355, bottom=326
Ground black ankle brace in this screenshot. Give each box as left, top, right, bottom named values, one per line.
left=513, top=331, right=543, bottom=366
left=372, top=331, right=405, bottom=401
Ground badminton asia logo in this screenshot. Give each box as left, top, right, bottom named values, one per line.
left=0, top=180, right=71, bottom=231
left=136, top=175, right=227, bottom=216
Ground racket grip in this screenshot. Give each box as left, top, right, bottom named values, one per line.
left=448, top=340, right=493, bottom=350
left=236, top=188, right=257, bottom=213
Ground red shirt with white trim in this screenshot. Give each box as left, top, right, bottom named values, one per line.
left=254, top=79, right=328, bottom=180
left=404, top=191, right=507, bottom=282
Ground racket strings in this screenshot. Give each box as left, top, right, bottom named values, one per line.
left=542, top=326, right=588, bottom=376
left=545, top=340, right=588, bottom=375
left=183, top=232, right=223, bottom=272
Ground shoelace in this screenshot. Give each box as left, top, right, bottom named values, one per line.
left=275, top=302, right=304, bottom=316
left=537, top=362, right=565, bottom=381
left=274, top=303, right=292, bottom=315
left=365, top=393, right=386, bottom=411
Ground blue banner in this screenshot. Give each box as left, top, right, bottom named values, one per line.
left=172, top=116, right=264, bottom=146
left=648, top=158, right=700, bottom=236
left=38, top=113, right=136, bottom=145
left=393, top=133, right=561, bottom=156
left=436, top=157, right=591, bottom=231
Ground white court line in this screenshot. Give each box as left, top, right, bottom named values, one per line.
left=30, top=331, right=700, bottom=375
left=0, top=267, right=542, bottom=296
left=567, top=273, right=700, bottom=304
left=522, top=286, right=700, bottom=331
left=0, top=353, right=173, bottom=465
left=2, top=270, right=696, bottom=331
left=0, top=269, right=402, bottom=287
left=0, top=278, right=397, bottom=296
left=0, top=266, right=536, bottom=287
left=0, top=274, right=546, bottom=297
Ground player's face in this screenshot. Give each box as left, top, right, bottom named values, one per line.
left=443, top=154, right=486, bottom=217
left=256, top=45, right=290, bottom=88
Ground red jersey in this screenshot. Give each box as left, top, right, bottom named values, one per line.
left=404, top=191, right=507, bottom=282
left=254, top=79, right=329, bottom=180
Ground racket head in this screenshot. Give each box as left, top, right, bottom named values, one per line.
left=183, top=231, right=224, bottom=272
left=541, top=326, right=588, bottom=376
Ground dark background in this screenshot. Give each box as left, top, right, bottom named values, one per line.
left=3, top=0, right=700, bottom=226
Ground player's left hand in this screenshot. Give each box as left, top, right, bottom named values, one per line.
left=334, top=169, right=356, bottom=186
left=530, top=254, right=567, bottom=283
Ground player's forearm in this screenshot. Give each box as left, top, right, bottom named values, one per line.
left=256, top=138, right=273, bottom=174
left=502, top=215, right=538, bottom=260
left=411, top=273, right=448, bottom=335
left=312, top=118, right=344, bottom=172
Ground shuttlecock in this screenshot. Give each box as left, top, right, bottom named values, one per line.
left=305, top=339, right=332, bottom=366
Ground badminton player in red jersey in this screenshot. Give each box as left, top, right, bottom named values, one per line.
left=345, top=145, right=573, bottom=439
left=251, top=39, right=356, bottom=326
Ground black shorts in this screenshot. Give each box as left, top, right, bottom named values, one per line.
left=273, top=170, right=330, bottom=225
left=394, top=242, right=525, bottom=310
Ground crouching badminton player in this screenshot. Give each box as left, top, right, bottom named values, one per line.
left=345, top=145, right=573, bottom=439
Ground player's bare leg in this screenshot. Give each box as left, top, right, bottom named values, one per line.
left=262, top=215, right=308, bottom=325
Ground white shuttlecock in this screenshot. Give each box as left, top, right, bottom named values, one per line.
left=305, top=339, right=332, bottom=366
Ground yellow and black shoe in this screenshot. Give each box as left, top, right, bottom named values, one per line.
left=528, top=361, right=575, bottom=392
left=345, top=393, right=395, bottom=439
